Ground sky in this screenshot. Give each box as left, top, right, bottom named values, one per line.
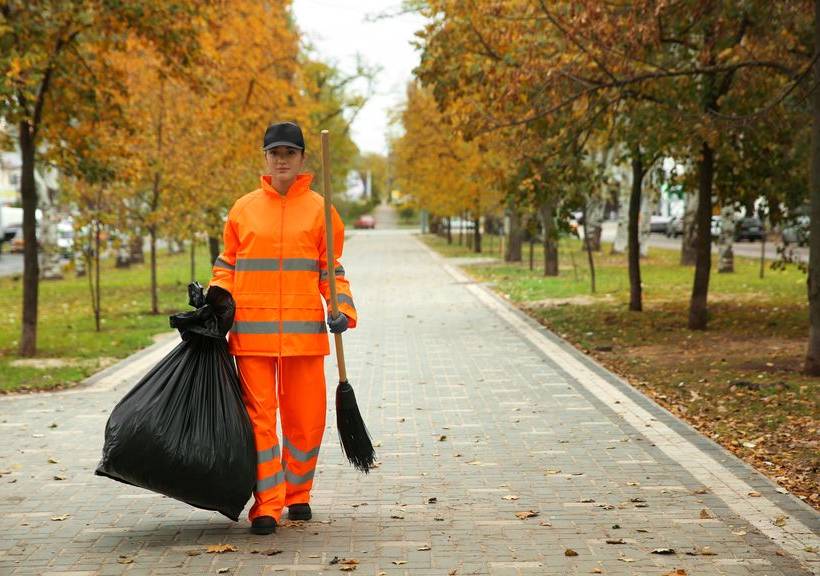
left=291, top=0, right=426, bottom=156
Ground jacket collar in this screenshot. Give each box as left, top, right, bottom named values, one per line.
left=261, top=173, right=313, bottom=198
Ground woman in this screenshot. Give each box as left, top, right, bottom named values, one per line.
left=208, top=121, right=357, bottom=535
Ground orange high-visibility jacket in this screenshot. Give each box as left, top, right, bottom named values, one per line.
left=209, top=173, right=357, bottom=357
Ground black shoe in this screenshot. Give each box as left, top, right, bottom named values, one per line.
left=287, top=503, right=312, bottom=521
left=250, top=516, right=277, bottom=535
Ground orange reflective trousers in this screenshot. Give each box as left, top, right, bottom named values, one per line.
left=237, top=355, right=326, bottom=522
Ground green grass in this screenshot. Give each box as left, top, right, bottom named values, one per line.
left=0, top=246, right=215, bottom=392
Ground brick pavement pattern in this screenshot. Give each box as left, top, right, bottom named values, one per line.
left=1, top=206, right=818, bottom=575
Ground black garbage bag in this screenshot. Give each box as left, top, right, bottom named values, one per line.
left=95, top=283, right=255, bottom=521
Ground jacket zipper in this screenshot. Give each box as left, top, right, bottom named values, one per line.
left=279, top=195, right=286, bottom=356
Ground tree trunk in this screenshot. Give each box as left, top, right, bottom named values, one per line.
left=688, top=141, right=715, bottom=330
left=586, top=195, right=604, bottom=251
left=612, top=185, right=630, bottom=254
left=506, top=202, right=523, bottom=262
left=540, top=197, right=559, bottom=276
left=473, top=217, right=481, bottom=253
left=529, top=237, right=534, bottom=271
left=190, top=235, right=196, bottom=282
left=19, top=121, right=39, bottom=357
left=150, top=225, right=159, bottom=315
left=446, top=216, right=452, bottom=244
left=208, top=235, right=220, bottom=266
left=718, top=205, right=735, bottom=273
left=129, top=232, right=145, bottom=264
left=582, top=204, right=596, bottom=294
left=759, top=222, right=766, bottom=279
left=628, top=152, right=644, bottom=311
left=94, top=217, right=101, bottom=332
left=806, top=0, right=820, bottom=374
left=680, top=190, right=699, bottom=265
left=458, top=212, right=464, bottom=245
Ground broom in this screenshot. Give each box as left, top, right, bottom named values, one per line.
left=321, top=129, right=376, bottom=473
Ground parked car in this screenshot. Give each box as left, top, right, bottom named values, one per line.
left=8, top=225, right=25, bottom=253
left=733, top=217, right=763, bottom=242
left=665, top=216, right=683, bottom=238
left=782, top=216, right=809, bottom=246
left=354, top=214, right=376, bottom=229
left=650, top=214, right=672, bottom=233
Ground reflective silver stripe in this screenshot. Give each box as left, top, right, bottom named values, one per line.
left=337, top=293, right=356, bottom=309
left=214, top=257, right=235, bottom=271
left=283, top=438, right=320, bottom=462
left=285, top=468, right=315, bottom=485
left=231, top=321, right=326, bottom=335
left=236, top=258, right=319, bottom=272
left=283, top=321, right=325, bottom=334
left=320, top=266, right=346, bottom=280
left=282, top=258, right=320, bottom=272
left=258, top=445, right=281, bottom=464
left=256, top=470, right=285, bottom=492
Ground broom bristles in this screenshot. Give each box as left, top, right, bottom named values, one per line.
left=336, top=380, right=375, bottom=473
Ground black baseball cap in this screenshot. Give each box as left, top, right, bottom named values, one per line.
left=262, top=121, right=305, bottom=151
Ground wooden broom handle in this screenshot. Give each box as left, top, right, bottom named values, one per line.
left=321, top=130, right=347, bottom=382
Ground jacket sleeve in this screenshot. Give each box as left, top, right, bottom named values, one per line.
left=319, top=206, right=357, bottom=328
left=208, top=208, right=239, bottom=295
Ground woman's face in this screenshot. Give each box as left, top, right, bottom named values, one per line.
left=266, top=146, right=305, bottom=187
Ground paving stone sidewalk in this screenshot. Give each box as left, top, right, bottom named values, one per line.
left=1, top=217, right=818, bottom=576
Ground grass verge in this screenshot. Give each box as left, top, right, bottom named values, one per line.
left=422, top=233, right=819, bottom=510
left=1, top=246, right=215, bottom=393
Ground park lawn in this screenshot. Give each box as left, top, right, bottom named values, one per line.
left=0, top=246, right=215, bottom=393
left=422, top=233, right=819, bottom=510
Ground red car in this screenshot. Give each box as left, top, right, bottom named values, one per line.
left=354, top=215, right=376, bottom=229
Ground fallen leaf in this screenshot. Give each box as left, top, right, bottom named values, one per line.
left=605, top=539, right=625, bottom=544
left=539, top=521, right=552, bottom=527
left=186, top=550, right=201, bottom=557
left=330, top=556, right=340, bottom=565
left=417, top=544, right=431, bottom=551
left=434, top=516, right=445, bottom=521
left=773, top=515, right=788, bottom=527
left=748, top=491, right=761, bottom=497
left=53, top=475, right=66, bottom=481
left=117, top=556, right=134, bottom=565
left=686, top=546, right=716, bottom=556
left=502, top=495, right=519, bottom=501
left=732, top=530, right=747, bottom=536
left=629, top=497, right=645, bottom=503
left=545, top=469, right=561, bottom=474
left=699, top=509, right=712, bottom=519
left=47, top=458, right=59, bottom=464
left=449, top=570, right=457, bottom=576
left=564, top=548, right=578, bottom=557
left=392, top=560, right=407, bottom=565
left=427, top=497, right=437, bottom=504
left=390, top=514, right=405, bottom=520
left=652, top=548, right=676, bottom=555
left=207, top=544, right=237, bottom=554
left=693, top=488, right=708, bottom=495
left=48, top=423, right=58, bottom=429
left=580, top=498, right=595, bottom=503
left=218, top=569, right=230, bottom=574
left=662, top=570, right=687, bottom=576
left=515, top=510, right=539, bottom=520
left=591, top=569, right=603, bottom=574
left=51, top=515, right=69, bottom=521
left=617, top=556, right=634, bottom=562
left=439, top=435, right=447, bottom=441
left=340, top=567, right=357, bottom=573
left=341, top=559, right=359, bottom=565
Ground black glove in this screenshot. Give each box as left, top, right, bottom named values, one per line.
left=205, top=285, right=236, bottom=337
left=327, top=312, right=349, bottom=334
left=169, top=283, right=235, bottom=340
